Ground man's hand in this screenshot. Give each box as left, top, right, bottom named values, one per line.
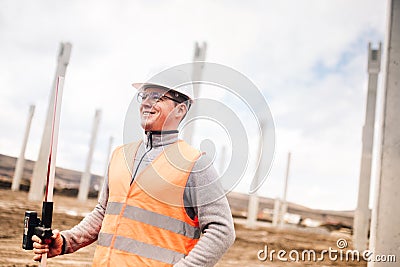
left=32, top=229, right=63, bottom=261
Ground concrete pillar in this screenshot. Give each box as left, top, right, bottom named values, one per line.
left=78, top=109, right=101, bottom=202
left=279, top=152, right=291, bottom=226
left=369, top=1, right=400, bottom=265
left=98, top=136, right=113, bottom=200
left=12, top=105, right=35, bottom=191
left=29, top=42, right=72, bottom=201
left=279, top=202, right=288, bottom=227
left=246, top=121, right=265, bottom=228
left=272, top=198, right=281, bottom=226
left=183, top=42, right=207, bottom=145
left=353, top=43, right=381, bottom=251
left=246, top=194, right=259, bottom=228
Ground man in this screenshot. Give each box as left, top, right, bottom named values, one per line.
left=32, top=74, right=236, bottom=266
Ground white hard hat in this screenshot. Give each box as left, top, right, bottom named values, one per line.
left=132, top=68, right=194, bottom=101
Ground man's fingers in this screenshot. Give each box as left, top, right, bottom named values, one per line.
left=52, top=229, right=60, bottom=238
left=33, top=247, right=49, bottom=255
left=33, top=242, right=48, bottom=249
left=33, top=254, right=42, bottom=261
left=32, top=229, right=62, bottom=262
left=33, top=252, right=46, bottom=262
left=31, top=235, right=42, bottom=244
left=33, top=248, right=49, bottom=255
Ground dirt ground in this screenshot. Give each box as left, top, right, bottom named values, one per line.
left=0, top=188, right=366, bottom=267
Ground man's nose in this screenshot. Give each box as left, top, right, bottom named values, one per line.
left=141, top=96, right=153, bottom=107
left=140, top=99, right=155, bottom=110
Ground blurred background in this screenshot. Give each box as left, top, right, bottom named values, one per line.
left=0, top=0, right=387, bottom=210
left=0, top=1, right=396, bottom=266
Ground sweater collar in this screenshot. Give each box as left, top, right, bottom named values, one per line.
left=144, top=130, right=179, bottom=149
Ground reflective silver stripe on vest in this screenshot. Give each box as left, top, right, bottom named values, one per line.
left=105, top=202, right=200, bottom=239
left=105, top=201, right=123, bottom=215
left=98, top=232, right=185, bottom=264
left=98, top=231, right=113, bottom=247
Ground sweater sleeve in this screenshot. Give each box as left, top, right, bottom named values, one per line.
left=60, top=172, right=109, bottom=254
left=174, top=155, right=236, bottom=267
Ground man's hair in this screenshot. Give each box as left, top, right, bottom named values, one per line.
left=167, top=89, right=192, bottom=110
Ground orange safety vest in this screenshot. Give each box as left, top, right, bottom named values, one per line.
left=92, top=140, right=202, bottom=267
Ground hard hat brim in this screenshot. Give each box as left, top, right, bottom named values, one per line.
left=132, top=83, right=172, bottom=91
left=132, top=83, right=144, bottom=90
left=131, top=82, right=193, bottom=101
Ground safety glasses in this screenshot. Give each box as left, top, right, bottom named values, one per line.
left=136, top=91, right=181, bottom=104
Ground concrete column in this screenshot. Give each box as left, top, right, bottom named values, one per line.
left=29, top=42, right=72, bottom=201
left=279, top=202, right=288, bottom=227
left=12, top=105, right=35, bottom=191
left=78, top=109, right=101, bottom=202
left=369, top=1, right=400, bottom=265
left=183, top=42, right=207, bottom=145
left=246, top=194, right=259, bottom=228
left=246, top=121, right=265, bottom=228
left=353, top=43, right=381, bottom=251
left=98, top=136, right=113, bottom=200
left=272, top=198, right=281, bottom=226
left=279, top=152, right=291, bottom=226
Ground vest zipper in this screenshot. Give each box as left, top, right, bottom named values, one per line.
left=130, top=131, right=153, bottom=185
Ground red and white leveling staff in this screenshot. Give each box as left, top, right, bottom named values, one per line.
left=22, top=76, right=65, bottom=267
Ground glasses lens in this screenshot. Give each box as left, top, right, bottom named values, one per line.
left=137, top=92, right=164, bottom=104
left=137, top=92, right=145, bottom=103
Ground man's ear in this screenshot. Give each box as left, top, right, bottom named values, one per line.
left=175, top=103, right=187, bottom=119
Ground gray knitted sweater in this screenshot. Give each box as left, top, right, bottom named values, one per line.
left=61, top=132, right=235, bottom=266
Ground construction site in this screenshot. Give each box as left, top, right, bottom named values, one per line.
left=0, top=0, right=399, bottom=266
left=0, top=167, right=362, bottom=266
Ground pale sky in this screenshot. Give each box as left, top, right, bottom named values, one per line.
left=0, top=0, right=388, bottom=210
